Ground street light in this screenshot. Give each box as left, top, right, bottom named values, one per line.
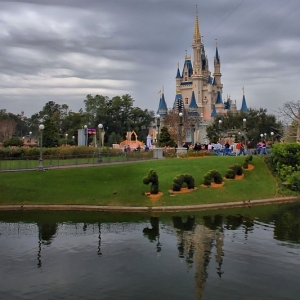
left=218, top=119, right=222, bottom=130
left=243, top=118, right=247, bottom=152
left=29, top=131, right=32, bottom=141
left=260, top=133, right=264, bottom=141
left=98, top=124, right=103, bottom=163
left=179, top=112, right=183, bottom=147
left=270, top=132, right=274, bottom=143
left=191, top=123, right=195, bottom=145
left=38, top=124, right=44, bottom=170
left=264, top=133, right=267, bottom=140
left=65, top=133, right=68, bottom=145
left=84, top=125, right=88, bottom=146
left=156, top=114, right=160, bottom=147
left=243, top=118, right=246, bottom=130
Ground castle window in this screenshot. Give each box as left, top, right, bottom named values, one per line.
left=185, top=97, right=189, bottom=104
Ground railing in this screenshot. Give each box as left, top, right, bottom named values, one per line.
left=0, top=151, right=154, bottom=171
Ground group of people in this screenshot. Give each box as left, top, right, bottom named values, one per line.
left=180, top=140, right=269, bottom=156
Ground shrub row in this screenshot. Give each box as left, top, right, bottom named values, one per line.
left=267, top=143, right=300, bottom=191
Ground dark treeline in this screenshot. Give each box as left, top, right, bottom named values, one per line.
left=0, top=94, right=155, bottom=147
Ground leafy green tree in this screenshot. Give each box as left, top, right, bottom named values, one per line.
left=42, top=118, right=60, bottom=147
left=206, top=109, right=283, bottom=144
left=84, top=94, right=154, bottom=144
left=107, top=132, right=123, bottom=146
left=158, top=126, right=176, bottom=147
left=3, top=136, right=23, bottom=147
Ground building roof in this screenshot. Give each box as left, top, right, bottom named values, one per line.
left=189, top=91, right=198, bottom=109
left=240, top=94, right=248, bottom=112
left=157, top=92, right=168, bottom=116
left=216, top=91, right=223, bottom=104
left=211, top=105, right=217, bottom=117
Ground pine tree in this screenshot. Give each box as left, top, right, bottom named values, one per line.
left=158, top=126, right=176, bottom=147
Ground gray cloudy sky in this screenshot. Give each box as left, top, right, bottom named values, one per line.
left=0, top=0, right=299, bottom=117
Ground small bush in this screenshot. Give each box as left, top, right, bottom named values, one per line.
left=242, top=161, right=249, bottom=169
left=228, top=164, right=243, bottom=176
left=225, top=168, right=235, bottom=179
left=202, top=169, right=223, bottom=186
left=246, top=154, right=253, bottom=162
left=143, top=169, right=159, bottom=194
left=172, top=174, right=195, bottom=191
left=286, top=171, right=300, bottom=191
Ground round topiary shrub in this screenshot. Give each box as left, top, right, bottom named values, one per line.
left=242, top=160, right=249, bottom=169
left=203, top=172, right=213, bottom=186
left=172, top=175, right=185, bottom=191
left=230, top=164, right=243, bottom=176
left=143, top=169, right=159, bottom=194
left=202, top=169, right=223, bottom=185
left=225, top=168, right=235, bottom=179
left=246, top=154, right=253, bottom=162
left=172, top=174, right=195, bottom=191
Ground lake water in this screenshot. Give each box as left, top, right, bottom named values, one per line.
left=1, top=203, right=300, bottom=300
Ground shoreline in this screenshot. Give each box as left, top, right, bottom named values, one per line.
left=0, top=197, right=299, bottom=212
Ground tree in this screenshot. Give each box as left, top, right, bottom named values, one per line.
left=3, top=136, right=23, bottom=147
left=42, top=118, right=60, bottom=147
left=277, top=101, right=300, bottom=142
left=158, top=126, right=176, bottom=147
left=206, top=109, right=283, bottom=144
left=84, top=94, right=154, bottom=144
left=0, top=119, right=17, bottom=142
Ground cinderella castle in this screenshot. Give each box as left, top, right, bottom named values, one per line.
left=156, top=7, right=249, bottom=144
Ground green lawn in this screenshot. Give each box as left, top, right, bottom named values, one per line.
left=0, top=156, right=278, bottom=207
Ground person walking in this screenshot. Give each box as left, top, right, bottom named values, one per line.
left=237, top=141, right=245, bottom=156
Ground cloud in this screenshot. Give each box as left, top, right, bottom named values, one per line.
left=0, top=0, right=299, bottom=116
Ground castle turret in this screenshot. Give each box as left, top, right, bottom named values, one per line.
left=157, top=87, right=168, bottom=117
left=213, top=39, right=222, bottom=90
left=240, top=87, right=248, bottom=112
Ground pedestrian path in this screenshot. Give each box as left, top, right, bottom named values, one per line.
left=0, top=196, right=298, bottom=212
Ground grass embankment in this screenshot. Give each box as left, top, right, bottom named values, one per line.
left=0, top=156, right=278, bottom=207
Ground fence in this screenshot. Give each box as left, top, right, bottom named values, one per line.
left=0, top=151, right=154, bottom=172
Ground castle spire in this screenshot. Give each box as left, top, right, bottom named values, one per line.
left=215, top=39, right=220, bottom=63
left=240, top=87, right=248, bottom=112
left=194, top=5, right=200, bottom=41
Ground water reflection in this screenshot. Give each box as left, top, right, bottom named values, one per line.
left=37, top=222, right=58, bottom=268
left=0, top=203, right=300, bottom=299
left=143, top=216, right=162, bottom=254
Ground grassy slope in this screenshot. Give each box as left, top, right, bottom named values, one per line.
left=0, top=156, right=278, bottom=206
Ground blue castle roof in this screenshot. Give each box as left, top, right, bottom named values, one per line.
left=240, top=94, right=248, bottom=112
left=211, top=105, right=217, bottom=117
left=216, top=91, right=223, bottom=104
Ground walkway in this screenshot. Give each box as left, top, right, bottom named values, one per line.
left=0, top=197, right=299, bottom=212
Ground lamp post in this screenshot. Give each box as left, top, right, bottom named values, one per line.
left=243, top=118, right=247, bottom=152
left=191, top=124, right=195, bottom=145
left=270, top=131, right=274, bottom=143
left=72, top=135, right=75, bottom=145
left=264, top=133, right=267, bottom=140
left=218, top=119, right=222, bottom=130
left=84, top=125, right=88, bottom=146
left=260, top=133, right=264, bottom=141
left=179, top=112, right=183, bottom=147
left=98, top=124, right=103, bottom=163
left=198, top=113, right=204, bottom=144
left=156, top=114, right=160, bottom=147
left=38, top=124, right=44, bottom=170
left=65, top=133, right=68, bottom=145
left=28, top=131, right=32, bottom=146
